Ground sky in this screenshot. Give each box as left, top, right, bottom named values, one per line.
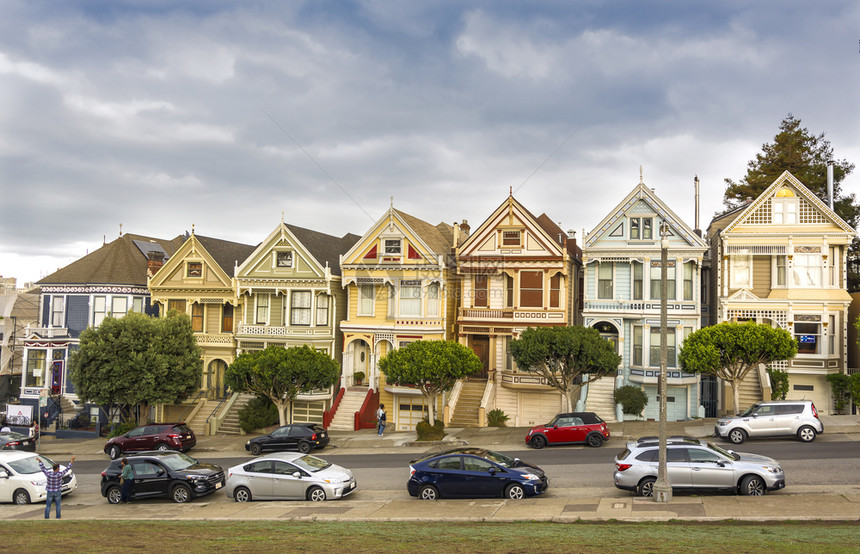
left=2, top=1, right=859, bottom=285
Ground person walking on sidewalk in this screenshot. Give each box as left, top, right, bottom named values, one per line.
left=377, top=404, right=387, bottom=436
left=119, top=458, right=134, bottom=503
left=38, top=455, right=76, bottom=519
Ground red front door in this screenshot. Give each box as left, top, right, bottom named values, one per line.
left=51, top=361, right=63, bottom=395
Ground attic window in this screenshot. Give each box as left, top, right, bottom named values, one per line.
left=187, top=262, right=202, bottom=278
left=385, top=239, right=402, bottom=255
left=276, top=251, right=293, bottom=268
left=502, top=230, right=521, bottom=246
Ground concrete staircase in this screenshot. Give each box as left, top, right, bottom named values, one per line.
left=186, top=399, right=210, bottom=436
left=584, top=375, right=617, bottom=423
left=735, top=367, right=764, bottom=413
left=216, top=393, right=256, bottom=435
left=449, top=379, right=486, bottom=427
left=328, top=387, right=369, bottom=431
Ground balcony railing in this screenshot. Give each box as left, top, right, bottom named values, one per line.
left=584, top=300, right=697, bottom=312
left=194, top=333, right=234, bottom=346
left=238, top=324, right=288, bottom=336
left=459, top=307, right=565, bottom=322
left=24, top=327, right=69, bottom=338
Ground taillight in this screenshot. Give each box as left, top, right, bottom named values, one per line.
left=311, top=433, right=317, bottom=440
left=168, top=434, right=181, bottom=439
left=100, top=471, right=107, bottom=477
left=615, top=463, right=631, bottom=472
left=8, top=441, right=19, bottom=446
left=812, top=404, right=819, bottom=418
left=409, top=465, right=416, bottom=476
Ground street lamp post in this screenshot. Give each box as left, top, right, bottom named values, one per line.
left=653, top=222, right=672, bottom=502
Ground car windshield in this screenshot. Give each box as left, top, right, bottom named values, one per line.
left=292, top=454, right=331, bottom=473
left=706, top=442, right=739, bottom=461
left=159, top=453, right=198, bottom=470
left=1, top=432, right=28, bottom=441
left=8, top=454, right=57, bottom=475
left=481, top=450, right=517, bottom=468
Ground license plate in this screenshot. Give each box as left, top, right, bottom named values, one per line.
left=215, top=482, right=222, bottom=489
left=349, top=481, right=355, bottom=489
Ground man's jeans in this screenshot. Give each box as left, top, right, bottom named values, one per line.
left=45, top=491, right=61, bottom=519
left=378, top=422, right=386, bottom=436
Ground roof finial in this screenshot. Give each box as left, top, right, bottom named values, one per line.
left=191, top=223, right=195, bottom=235
left=509, top=185, right=512, bottom=196
left=281, top=211, right=285, bottom=225
left=639, top=166, right=644, bottom=185
left=119, top=223, right=123, bottom=237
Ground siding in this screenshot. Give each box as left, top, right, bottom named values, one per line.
left=751, top=256, right=772, bottom=298
left=615, top=263, right=631, bottom=300
left=586, top=264, right=596, bottom=299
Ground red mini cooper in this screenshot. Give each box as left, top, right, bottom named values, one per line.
left=525, top=412, right=611, bottom=449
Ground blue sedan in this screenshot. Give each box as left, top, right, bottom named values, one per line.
left=407, top=448, right=549, bottom=500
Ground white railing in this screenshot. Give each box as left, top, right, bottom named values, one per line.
left=445, top=380, right=464, bottom=425
left=238, top=325, right=288, bottom=336
left=24, top=327, right=69, bottom=338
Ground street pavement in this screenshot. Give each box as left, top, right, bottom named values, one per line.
left=8, top=415, right=860, bottom=522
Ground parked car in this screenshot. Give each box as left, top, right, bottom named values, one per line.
left=0, top=431, right=36, bottom=451
left=407, top=447, right=549, bottom=500
left=613, top=436, right=785, bottom=497
left=100, top=451, right=224, bottom=504
left=714, top=400, right=823, bottom=444
left=226, top=452, right=356, bottom=502
left=245, top=423, right=330, bottom=455
left=525, top=412, right=611, bottom=449
left=0, top=451, right=78, bottom=504
left=104, top=422, right=196, bottom=459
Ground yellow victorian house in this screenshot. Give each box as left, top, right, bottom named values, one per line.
left=332, top=206, right=459, bottom=431
left=707, top=171, right=855, bottom=414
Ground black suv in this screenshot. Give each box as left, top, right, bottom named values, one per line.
left=245, top=423, right=330, bottom=455
left=104, top=423, right=196, bottom=459
left=100, top=451, right=224, bottom=504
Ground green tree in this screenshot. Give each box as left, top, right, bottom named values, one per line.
left=679, top=322, right=797, bottom=415
left=226, top=345, right=339, bottom=426
left=509, top=326, right=621, bottom=411
left=723, top=114, right=857, bottom=228
left=69, top=311, right=202, bottom=424
left=378, top=340, right=481, bottom=425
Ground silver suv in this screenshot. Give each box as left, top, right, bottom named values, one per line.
left=714, top=400, right=823, bottom=445
left=613, top=436, right=785, bottom=497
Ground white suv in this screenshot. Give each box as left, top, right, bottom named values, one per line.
left=0, top=451, right=78, bottom=504
left=714, top=400, right=823, bottom=444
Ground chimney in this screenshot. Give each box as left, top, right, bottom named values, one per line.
left=827, top=164, right=834, bottom=210
left=460, top=219, right=470, bottom=238
left=453, top=221, right=460, bottom=246
left=694, top=175, right=702, bottom=237
left=147, top=251, right=165, bottom=277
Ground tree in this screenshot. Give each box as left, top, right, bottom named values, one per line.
left=378, top=340, right=481, bottom=425
left=509, top=326, right=621, bottom=411
left=723, top=114, right=857, bottom=228
left=678, top=322, right=797, bottom=415
left=225, top=345, right=339, bottom=426
left=69, top=311, right=202, bottom=424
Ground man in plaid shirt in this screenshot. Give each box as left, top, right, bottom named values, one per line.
left=38, top=455, right=76, bottom=519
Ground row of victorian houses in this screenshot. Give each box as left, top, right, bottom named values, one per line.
left=4, top=170, right=855, bottom=434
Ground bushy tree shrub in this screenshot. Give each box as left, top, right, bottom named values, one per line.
left=486, top=408, right=509, bottom=427
left=108, top=421, right=138, bottom=438
left=238, top=396, right=279, bottom=434
left=416, top=418, right=445, bottom=441
left=767, top=367, right=790, bottom=400
left=614, top=385, right=648, bottom=416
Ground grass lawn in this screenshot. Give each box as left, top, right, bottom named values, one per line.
left=2, top=520, right=859, bottom=553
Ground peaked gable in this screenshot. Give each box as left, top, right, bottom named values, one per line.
left=459, top=195, right=567, bottom=258
left=341, top=207, right=453, bottom=267
left=150, top=234, right=255, bottom=288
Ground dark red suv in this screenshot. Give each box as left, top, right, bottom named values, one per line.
left=104, top=423, right=196, bottom=459
left=525, top=412, right=610, bottom=448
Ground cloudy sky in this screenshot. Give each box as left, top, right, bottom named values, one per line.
left=2, top=1, right=859, bottom=285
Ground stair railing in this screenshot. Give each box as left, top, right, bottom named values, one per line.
left=178, top=391, right=206, bottom=423
left=478, top=380, right=494, bottom=427
left=323, top=386, right=345, bottom=429
left=444, top=380, right=464, bottom=425
left=205, top=392, right=236, bottom=436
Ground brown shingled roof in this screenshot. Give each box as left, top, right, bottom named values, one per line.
left=195, top=235, right=258, bottom=276
left=285, top=225, right=360, bottom=276
left=393, top=209, right=454, bottom=255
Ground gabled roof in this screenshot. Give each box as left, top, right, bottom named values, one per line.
left=584, top=181, right=707, bottom=249
left=195, top=235, right=258, bottom=275
left=393, top=209, right=454, bottom=255
left=341, top=206, right=454, bottom=266
left=284, top=225, right=361, bottom=276
left=37, top=233, right=185, bottom=286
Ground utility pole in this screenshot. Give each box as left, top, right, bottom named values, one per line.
left=653, top=221, right=672, bottom=502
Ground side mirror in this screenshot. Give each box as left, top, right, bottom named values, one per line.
left=488, top=467, right=498, bottom=474
left=157, top=468, right=166, bottom=476
left=0, top=470, right=8, bottom=479
left=292, top=472, right=302, bottom=479
left=716, top=461, right=726, bottom=467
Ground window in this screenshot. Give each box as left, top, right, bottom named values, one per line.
left=291, top=291, right=312, bottom=325
left=775, top=256, right=787, bottom=287
left=51, top=296, right=64, bottom=327
left=829, top=247, right=837, bottom=286
left=649, top=327, right=676, bottom=367
left=632, top=262, right=643, bottom=300
left=316, top=294, right=329, bottom=326
left=650, top=262, right=676, bottom=300
left=550, top=274, right=561, bottom=307
left=276, top=251, right=293, bottom=268
left=168, top=299, right=186, bottom=314
left=683, top=262, right=694, bottom=301
left=384, top=239, right=401, bottom=255
left=111, top=296, right=128, bottom=318
left=794, top=322, right=820, bottom=355
left=773, top=189, right=797, bottom=224
left=730, top=255, right=752, bottom=288
left=505, top=274, right=514, bottom=307
left=132, top=297, right=144, bottom=313
left=399, top=281, right=422, bottom=316
left=436, top=456, right=461, bottom=470
left=191, top=303, right=204, bottom=332
left=222, top=304, right=234, bottom=333
left=520, top=271, right=543, bottom=307
left=502, top=230, right=521, bottom=246
left=630, top=218, right=640, bottom=240
left=643, top=218, right=652, bottom=239
left=387, top=284, right=395, bottom=318
left=792, top=254, right=822, bottom=287
left=630, top=218, right=653, bottom=240
left=688, top=448, right=722, bottom=464
left=256, top=295, right=269, bottom=324
left=474, top=276, right=488, bottom=308
left=426, top=284, right=439, bottom=317
left=598, top=263, right=613, bottom=299
left=463, top=457, right=495, bottom=472
left=829, top=315, right=836, bottom=355
left=359, top=285, right=374, bottom=316
left=27, top=350, right=46, bottom=386
left=93, top=296, right=107, bottom=326
left=632, top=325, right=643, bottom=366
left=187, top=262, right=202, bottom=277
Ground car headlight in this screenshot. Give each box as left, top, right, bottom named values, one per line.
left=717, top=420, right=728, bottom=426
left=323, top=478, right=349, bottom=484
left=521, top=473, right=539, bottom=480
left=763, top=466, right=782, bottom=474
left=31, top=480, right=46, bottom=487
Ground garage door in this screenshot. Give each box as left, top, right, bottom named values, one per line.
left=643, top=386, right=688, bottom=421
left=396, top=397, right=428, bottom=431
left=292, top=401, right=325, bottom=424
left=519, top=392, right=562, bottom=427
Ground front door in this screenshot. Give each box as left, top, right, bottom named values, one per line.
left=271, top=461, right=307, bottom=499
left=51, top=361, right=63, bottom=395
left=130, top=460, right=170, bottom=498
left=470, top=336, right=490, bottom=379
left=461, top=457, right=505, bottom=497
left=687, top=448, right=734, bottom=488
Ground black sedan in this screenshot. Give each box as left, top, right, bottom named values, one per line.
left=407, top=448, right=549, bottom=500
left=0, top=432, right=36, bottom=451
left=245, top=423, right=330, bottom=455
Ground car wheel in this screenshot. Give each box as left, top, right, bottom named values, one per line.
left=307, top=486, right=326, bottom=502
left=728, top=428, right=747, bottom=445
left=298, top=441, right=311, bottom=454
left=419, top=485, right=439, bottom=500
left=530, top=435, right=547, bottom=449
left=637, top=477, right=656, bottom=498
left=797, top=425, right=817, bottom=443
left=13, top=488, right=31, bottom=505
left=156, top=442, right=171, bottom=452
left=106, top=486, right=122, bottom=505
left=171, top=483, right=192, bottom=503
left=108, top=445, right=122, bottom=460
left=233, top=486, right=252, bottom=503
left=587, top=434, right=604, bottom=448
left=505, top=483, right=525, bottom=500
left=250, top=443, right=262, bottom=456
left=740, top=475, right=766, bottom=496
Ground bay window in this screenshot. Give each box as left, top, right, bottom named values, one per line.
left=291, top=291, right=312, bottom=325
left=399, top=281, right=422, bottom=316
left=520, top=271, right=543, bottom=307
left=597, top=263, right=613, bottom=299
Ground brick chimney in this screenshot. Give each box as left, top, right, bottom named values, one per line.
left=147, top=251, right=165, bottom=277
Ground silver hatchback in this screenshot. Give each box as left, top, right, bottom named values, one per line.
left=613, top=437, right=785, bottom=497
left=225, top=452, right=356, bottom=502
left=714, top=400, right=824, bottom=444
